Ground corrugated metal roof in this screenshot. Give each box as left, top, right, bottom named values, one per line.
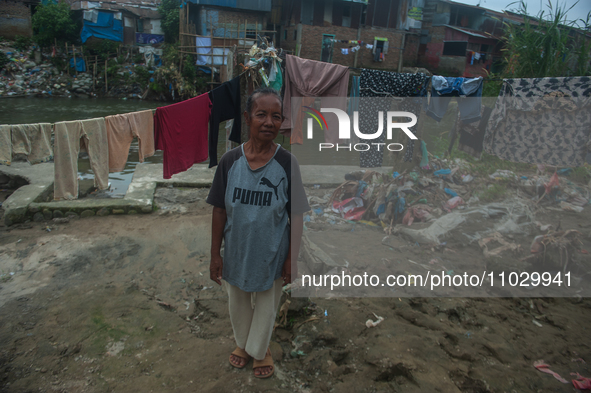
left=187, top=0, right=271, bottom=12
left=444, top=24, right=489, bottom=38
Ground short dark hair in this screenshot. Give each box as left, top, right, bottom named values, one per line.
left=245, top=87, right=283, bottom=115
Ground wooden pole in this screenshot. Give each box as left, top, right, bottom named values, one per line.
left=105, top=59, right=108, bottom=94
left=244, top=19, right=247, bottom=50
left=65, top=42, right=69, bottom=76
left=92, top=63, right=95, bottom=90
left=210, top=15, right=214, bottom=84
left=73, top=44, right=78, bottom=77
left=398, top=33, right=406, bottom=73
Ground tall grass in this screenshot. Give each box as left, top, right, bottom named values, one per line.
left=502, top=0, right=591, bottom=78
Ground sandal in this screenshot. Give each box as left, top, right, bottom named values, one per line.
left=253, top=348, right=274, bottom=379
left=229, top=347, right=251, bottom=369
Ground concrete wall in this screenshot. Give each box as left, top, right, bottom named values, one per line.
left=0, top=1, right=32, bottom=39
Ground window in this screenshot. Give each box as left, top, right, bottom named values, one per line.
left=342, top=4, right=351, bottom=27
left=442, top=41, right=467, bottom=56
left=284, top=29, right=287, bottom=40
left=301, top=0, right=314, bottom=25
left=480, top=44, right=490, bottom=53
left=136, top=19, right=144, bottom=33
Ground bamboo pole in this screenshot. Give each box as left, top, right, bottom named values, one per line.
left=210, top=15, right=214, bottom=84
left=73, top=44, right=78, bottom=77
left=65, top=42, right=69, bottom=76
left=244, top=19, right=247, bottom=50
left=223, top=22, right=226, bottom=70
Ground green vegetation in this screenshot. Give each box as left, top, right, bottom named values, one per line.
left=477, top=182, right=508, bottom=202
left=502, top=1, right=591, bottom=77
left=85, top=39, right=120, bottom=61
left=158, top=0, right=180, bottom=43
left=0, top=51, right=8, bottom=69
left=32, top=2, right=80, bottom=48
left=13, top=35, right=33, bottom=51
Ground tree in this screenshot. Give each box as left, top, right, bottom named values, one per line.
left=32, top=2, right=80, bottom=48
left=158, top=0, right=180, bottom=43
left=502, top=1, right=591, bottom=77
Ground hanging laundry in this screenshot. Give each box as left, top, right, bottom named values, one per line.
left=207, top=76, right=241, bottom=168
left=457, top=106, right=493, bottom=159
left=53, top=118, right=109, bottom=200
left=341, top=48, right=349, bottom=55
left=483, top=77, right=591, bottom=166
left=0, top=125, right=12, bottom=165
left=474, top=52, right=481, bottom=60
left=366, top=44, right=373, bottom=49
left=351, top=45, right=361, bottom=53
left=427, top=76, right=483, bottom=123
left=358, top=69, right=427, bottom=167
left=155, top=93, right=212, bottom=179
left=268, top=59, right=283, bottom=92
left=105, top=110, right=154, bottom=172
left=280, top=54, right=349, bottom=145
left=348, top=75, right=360, bottom=117
left=7, top=123, right=53, bottom=165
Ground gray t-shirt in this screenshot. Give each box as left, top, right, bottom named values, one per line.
left=206, top=144, right=310, bottom=292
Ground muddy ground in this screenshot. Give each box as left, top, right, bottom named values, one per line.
left=1, top=185, right=591, bottom=393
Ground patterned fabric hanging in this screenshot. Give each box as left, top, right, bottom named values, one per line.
left=358, top=70, right=427, bottom=167
left=483, top=77, right=591, bottom=166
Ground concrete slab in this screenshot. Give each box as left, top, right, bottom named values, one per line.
left=1, top=162, right=54, bottom=226
left=1, top=161, right=392, bottom=225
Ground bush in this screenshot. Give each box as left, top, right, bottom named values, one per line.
left=134, top=66, right=151, bottom=86
left=84, top=39, right=120, bottom=61
left=158, top=0, right=180, bottom=43
left=0, top=51, right=9, bottom=69
left=14, top=36, right=33, bottom=51
left=32, top=2, right=80, bottom=48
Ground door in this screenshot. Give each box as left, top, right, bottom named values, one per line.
left=321, top=34, right=335, bottom=63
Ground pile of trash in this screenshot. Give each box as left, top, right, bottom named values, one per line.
left=304, top=159, right=591, bottom=237
left=240, top=39, right=283, bottom=91
left=0, top=40, right=146, bottom=98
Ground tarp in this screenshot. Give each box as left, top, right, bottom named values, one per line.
left=195, top=37, right=228, bottom=66
left=80, top=11, right=123, bottom=43
left=69, top=57, right=86, bottom=72
left=136, top=33, right=164, bottom=45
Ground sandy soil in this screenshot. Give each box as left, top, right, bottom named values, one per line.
left=1, top=185, right=591, bottom=393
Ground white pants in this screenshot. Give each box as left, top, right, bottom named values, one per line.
left=225, top=278, right=283, bottom=360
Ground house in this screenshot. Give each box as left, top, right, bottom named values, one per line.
left=68, top=0, right=163, bottom=46
left=278, top=0, right=424, bottom=71
left=178, top=0, right=278, bottom=71
left=0, top=0, right=36, bottom=39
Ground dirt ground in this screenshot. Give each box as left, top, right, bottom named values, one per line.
left=1, top=184, right=591, bottom=393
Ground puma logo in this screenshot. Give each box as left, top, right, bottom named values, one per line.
left=260, top=177, right=285, bottom=200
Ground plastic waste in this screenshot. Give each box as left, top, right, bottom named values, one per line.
left=434, top=169, right=451, bottom=177
left=462, top=174, right=474, bottom=183
left=444, top=188, right=458, bottom=197
left=443, top=196, right=464, bottom=212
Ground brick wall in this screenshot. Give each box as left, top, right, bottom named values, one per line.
left=0, top=1, right=32, bottom=39
left=296, top=24, right=410, bottom=70
left=403, top=34, right=419, bottom=67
